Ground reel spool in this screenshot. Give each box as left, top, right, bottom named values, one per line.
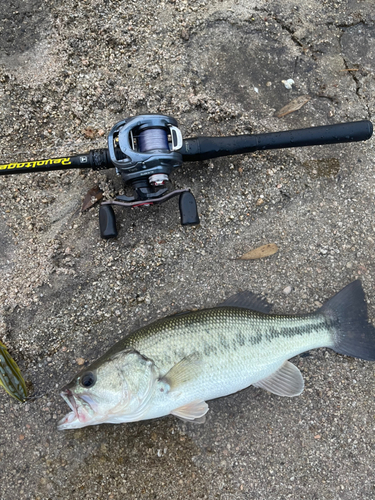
left=107, top=114, right=183, bottom=183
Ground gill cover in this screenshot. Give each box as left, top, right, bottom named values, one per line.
left=112, top=349, right=159, bottom=421
left=59, top=349, right=158, bottom=428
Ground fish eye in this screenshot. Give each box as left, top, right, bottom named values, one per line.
left=80, top=372, right=96, bottom=388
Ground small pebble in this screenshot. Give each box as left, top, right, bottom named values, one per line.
left=282, top=78, right=295, bottom=89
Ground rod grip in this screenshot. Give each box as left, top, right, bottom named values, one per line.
left=181, top=120, right=373, bottom=162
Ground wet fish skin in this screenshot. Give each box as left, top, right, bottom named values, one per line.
left=0, top=341, right=28, bottom=402
left=58, top=280, right=375, bottom=430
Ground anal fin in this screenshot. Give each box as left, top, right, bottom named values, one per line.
left=253, top=361, right=304, bottom=397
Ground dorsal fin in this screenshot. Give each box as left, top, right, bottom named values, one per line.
left=163, top=309, right=195, bottom=320
left=218, top=291, right=272, bottom=314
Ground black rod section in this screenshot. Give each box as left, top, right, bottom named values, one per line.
left=0, top=149, right=112, bottom=175
left=181, top=120, right=373, bottom=162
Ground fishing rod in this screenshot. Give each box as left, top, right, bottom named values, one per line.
left=0, top=115, right=372, bottom=239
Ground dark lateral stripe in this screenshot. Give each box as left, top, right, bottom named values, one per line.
left=201, top=318, right=332, bottom=357
left=261, top=319, right=330, bottom=344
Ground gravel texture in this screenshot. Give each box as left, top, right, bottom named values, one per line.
left=0, top=0, right=374, bottom=499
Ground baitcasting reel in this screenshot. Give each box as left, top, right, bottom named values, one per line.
left=0, top=114, right=373, bottom=239
left=101, top=114, right=199, bottom=237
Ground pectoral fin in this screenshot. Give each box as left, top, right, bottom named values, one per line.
left=171, top=399, right=209, bottom=422
left=161, top=352, right=202, bottom=391
left=253, top=361, right=304, bottom=397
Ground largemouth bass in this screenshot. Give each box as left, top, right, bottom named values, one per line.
left=58, top=280, right=375, bottom=430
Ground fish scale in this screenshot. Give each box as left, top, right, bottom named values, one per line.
left=125, top=308, right=332, bottom=366
left=117, top=308, right=334, bottom=411
left=58, top=281, right=375, bottom=429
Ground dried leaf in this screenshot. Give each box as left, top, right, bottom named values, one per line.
left=82, top=126, right=98, bottom=139
left=276, top=95, right=311, bottom=118
left=82, top=186, right=103, bottom=211
left=239, top=243, right=279, bottom=260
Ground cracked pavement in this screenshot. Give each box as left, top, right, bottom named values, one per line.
left=0, top=1, right=374, bottom=499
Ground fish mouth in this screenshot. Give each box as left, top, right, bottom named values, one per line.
left=57, top=389, right=97, bottom=430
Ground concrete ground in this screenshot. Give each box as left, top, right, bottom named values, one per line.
left=0, top=0, right=374, bottom=499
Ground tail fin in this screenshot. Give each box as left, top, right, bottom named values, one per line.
left=320, top=280, right=375, bottom=361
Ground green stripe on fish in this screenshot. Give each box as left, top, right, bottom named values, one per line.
left=58, top=280, right=375, bottom=430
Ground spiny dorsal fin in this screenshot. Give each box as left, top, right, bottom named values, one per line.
left=218, top=291, right=272, bottom=314
left=164, top=310, right=194, bottom=319
left=253, top=361, right=304, bottom=397
left=171, top=399, right=209, bottom=422
left=161, top=352, right=202, bottom=391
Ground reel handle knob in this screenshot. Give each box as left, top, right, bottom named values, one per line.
left=179, top=191, right=200, bottom=226
left=99, top=205, right=118, bottom=239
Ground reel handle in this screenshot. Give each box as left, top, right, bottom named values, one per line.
left=99, top=205, right=118, bottom=239
left=180, top=120, right=373, bottom=162
left=179, top=191, right=200, bottom=225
